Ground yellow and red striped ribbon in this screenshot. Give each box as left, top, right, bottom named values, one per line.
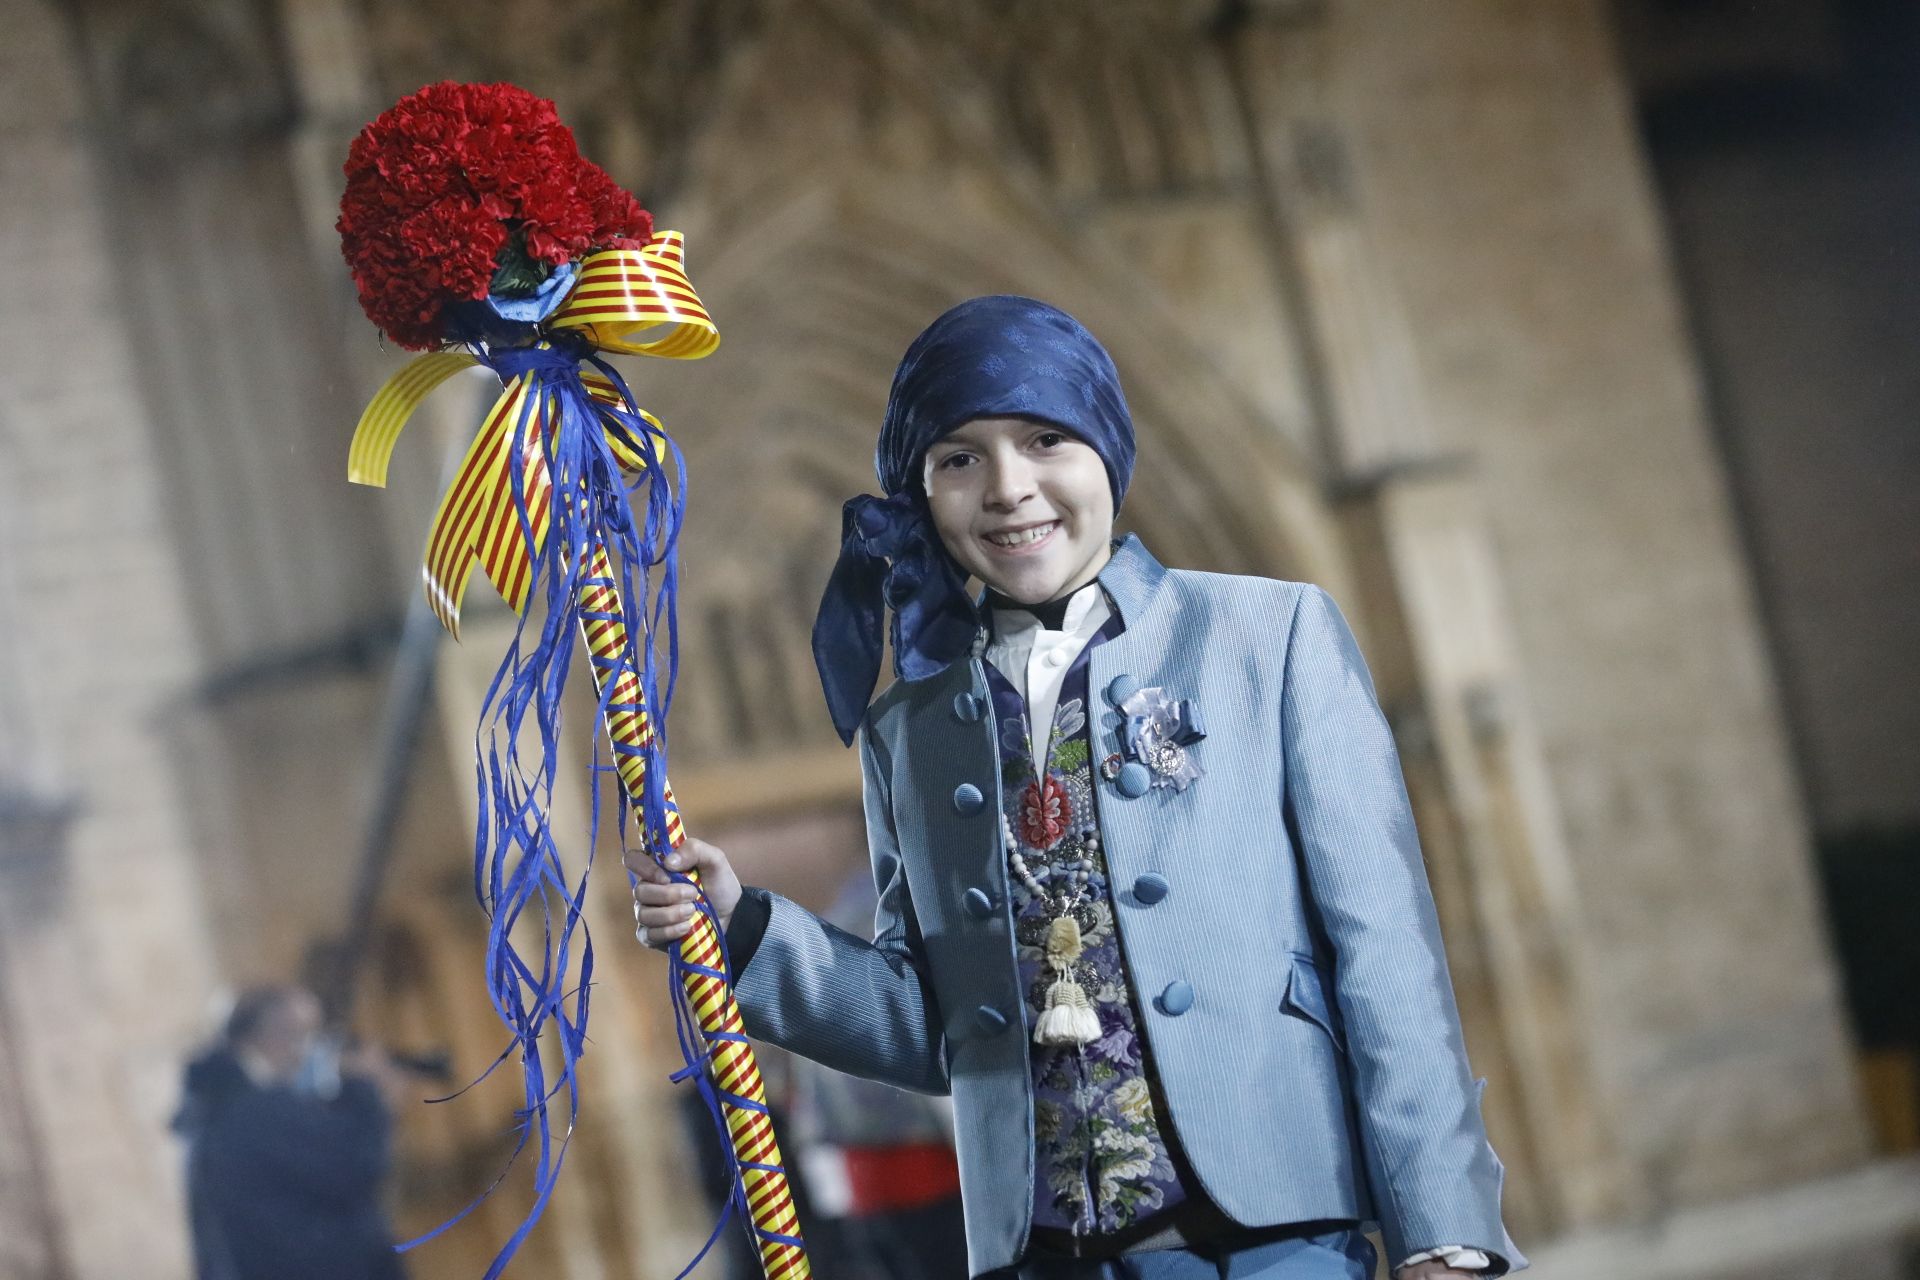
left=347, top=230, right=718, bottom=636
left=578, top=542, right=685, bottom=846
left=581, top=543, right=804, bottom=1280
left=548, top=231, right=720, bottom=359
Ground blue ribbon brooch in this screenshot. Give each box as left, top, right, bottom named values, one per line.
left=1110, top=686, right=1207, bottom=791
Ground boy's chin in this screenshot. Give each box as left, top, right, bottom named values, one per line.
left=971, top=541, right=1112, bottom=604
left=978, top=566, right=1075, bottom=604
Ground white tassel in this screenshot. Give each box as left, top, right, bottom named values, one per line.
left=1035, top=976, right=1101, bottom=1048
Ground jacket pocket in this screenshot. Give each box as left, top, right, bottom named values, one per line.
left=1280, top=952, right=1346, bottom=1053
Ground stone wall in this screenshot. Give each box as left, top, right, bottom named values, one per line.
left=0, top=3, right=221, bottom=1275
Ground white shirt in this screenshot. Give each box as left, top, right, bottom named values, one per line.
left=982, top=583, right=1112, bottom=765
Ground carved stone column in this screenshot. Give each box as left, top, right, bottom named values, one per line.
left=71, top=0, right=396, bottom=669
left=1222, top=5, right=1631, bottom=1235
left=1230, top=0, right=1871, bottom=1232
left=1338, top=470, right=1626, bottom=1234
left=0, top=795, right=78, bottom=1280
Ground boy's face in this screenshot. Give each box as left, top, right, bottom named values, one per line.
left=922, top=416, right=1115, bottom=604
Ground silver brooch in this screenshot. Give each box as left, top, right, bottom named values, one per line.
left=1118, top=687, right=1206, bottom=791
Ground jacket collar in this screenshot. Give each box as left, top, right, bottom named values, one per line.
left=1092, top=534, right=1166, bottom=627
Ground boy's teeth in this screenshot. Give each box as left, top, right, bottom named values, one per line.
left=988, top=524, right=1053, bottom=547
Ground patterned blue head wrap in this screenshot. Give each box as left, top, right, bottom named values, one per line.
left=812, top=295, right=1136, bottom=744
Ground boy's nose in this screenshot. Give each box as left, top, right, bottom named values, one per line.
left=984, top=457, right=1036, bottom=510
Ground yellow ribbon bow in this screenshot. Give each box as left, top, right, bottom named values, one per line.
left=345, top=231, right=718, bottom=637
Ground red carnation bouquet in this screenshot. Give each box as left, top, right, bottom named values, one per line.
left=337, top=81, right=653, bottom=350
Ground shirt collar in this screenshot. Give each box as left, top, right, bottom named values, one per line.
left=988, top=580, right=1109, bottom=644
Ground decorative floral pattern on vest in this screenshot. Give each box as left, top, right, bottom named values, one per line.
left=983, top=621, right=1186, bottom=1238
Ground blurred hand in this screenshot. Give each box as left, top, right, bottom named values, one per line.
left=341, top=1041, right=410, bottom=1109
left=627, top=836, right=741, bottom=950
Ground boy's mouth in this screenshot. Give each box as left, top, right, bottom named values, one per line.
left=983, top=520, right=1060, bottom=550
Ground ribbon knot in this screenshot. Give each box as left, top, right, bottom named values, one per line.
left=483, top=333, right=596, bottom=380
left=813, top=491, right=978, bottom=745
left=848, top=491, right=919, bottom=557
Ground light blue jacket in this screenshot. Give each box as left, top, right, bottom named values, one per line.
left=735, top=536, right=1522, bottom=1275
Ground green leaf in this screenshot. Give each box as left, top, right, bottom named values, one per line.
left=489, top=226, right=551, bottom=298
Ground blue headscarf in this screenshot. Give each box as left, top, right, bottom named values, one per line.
left=812, top=295, right=1136, bottom=744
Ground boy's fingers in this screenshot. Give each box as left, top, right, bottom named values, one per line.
left=639, top=917, right=696, bottom=950
left=631, top=882, right=699, bottom=907
left=624, top=848, right=668, bottom=882
left=634, top=902, right=695, bottom=929
left=666, top=836, right=721, bottom=875
left=630, top=841, right=717, bottom=955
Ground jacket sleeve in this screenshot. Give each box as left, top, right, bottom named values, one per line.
left=1280, top=585, right=1523, bottom=1273
left=729, top=718, right=951, bottom=1095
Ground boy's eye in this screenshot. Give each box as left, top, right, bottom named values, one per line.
left=1034, top=431, right=1068, bottom=449
left=936, top=451, right=975, bottom=470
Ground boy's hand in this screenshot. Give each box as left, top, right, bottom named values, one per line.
left=627, top=836, right=742, bottom=950
left=1396, top=1263, right=1477, bottom=1280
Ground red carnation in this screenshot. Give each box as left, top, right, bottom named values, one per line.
left=1017, top=777, right=1072, bottom=850
left=337, top=82, right=655, bottom=350
left=578, top=162, right=655, bottom=249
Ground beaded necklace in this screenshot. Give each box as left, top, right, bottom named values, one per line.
left=999, top=725, right=1104, bottom=1050
left=975, top=610, right=1108, bottom=1050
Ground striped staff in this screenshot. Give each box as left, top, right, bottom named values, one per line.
left=348, top=232, right=808, bottom=1280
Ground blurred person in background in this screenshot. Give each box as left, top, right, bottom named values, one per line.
left=172, top=984, right=408, bottom=1280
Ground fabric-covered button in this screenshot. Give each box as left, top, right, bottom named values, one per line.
left=952, top=691, right=984, bottom=723
left=975, top=1005, right=1010, bottom=1035
left=1133, top=873, right=1170, bottom=905
left=963, top=887, right=997, bottom=919
left=1113, top=762, right=1152, bottom=798
left=952, top=783, right=985, bottom=815
left=1043, top=648, right=1068, bottom=669
left=1105, top=674, right=1140, bottom=706
left=1158, top=980, right=1194, bottom=1016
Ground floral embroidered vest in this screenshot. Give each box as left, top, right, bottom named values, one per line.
left=983, top=618, right=1190, bottom=1239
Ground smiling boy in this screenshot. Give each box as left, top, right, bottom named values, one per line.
left=631, top=296, right=1521, bottom=1280
left=925, top=414, right=1116, bottom=607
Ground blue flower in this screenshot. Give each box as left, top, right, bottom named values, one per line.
left=1090, top=1025, right=1136, bottom=1064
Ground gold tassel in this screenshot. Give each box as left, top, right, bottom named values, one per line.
left=1045, top=915, right=1084, bottom=967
